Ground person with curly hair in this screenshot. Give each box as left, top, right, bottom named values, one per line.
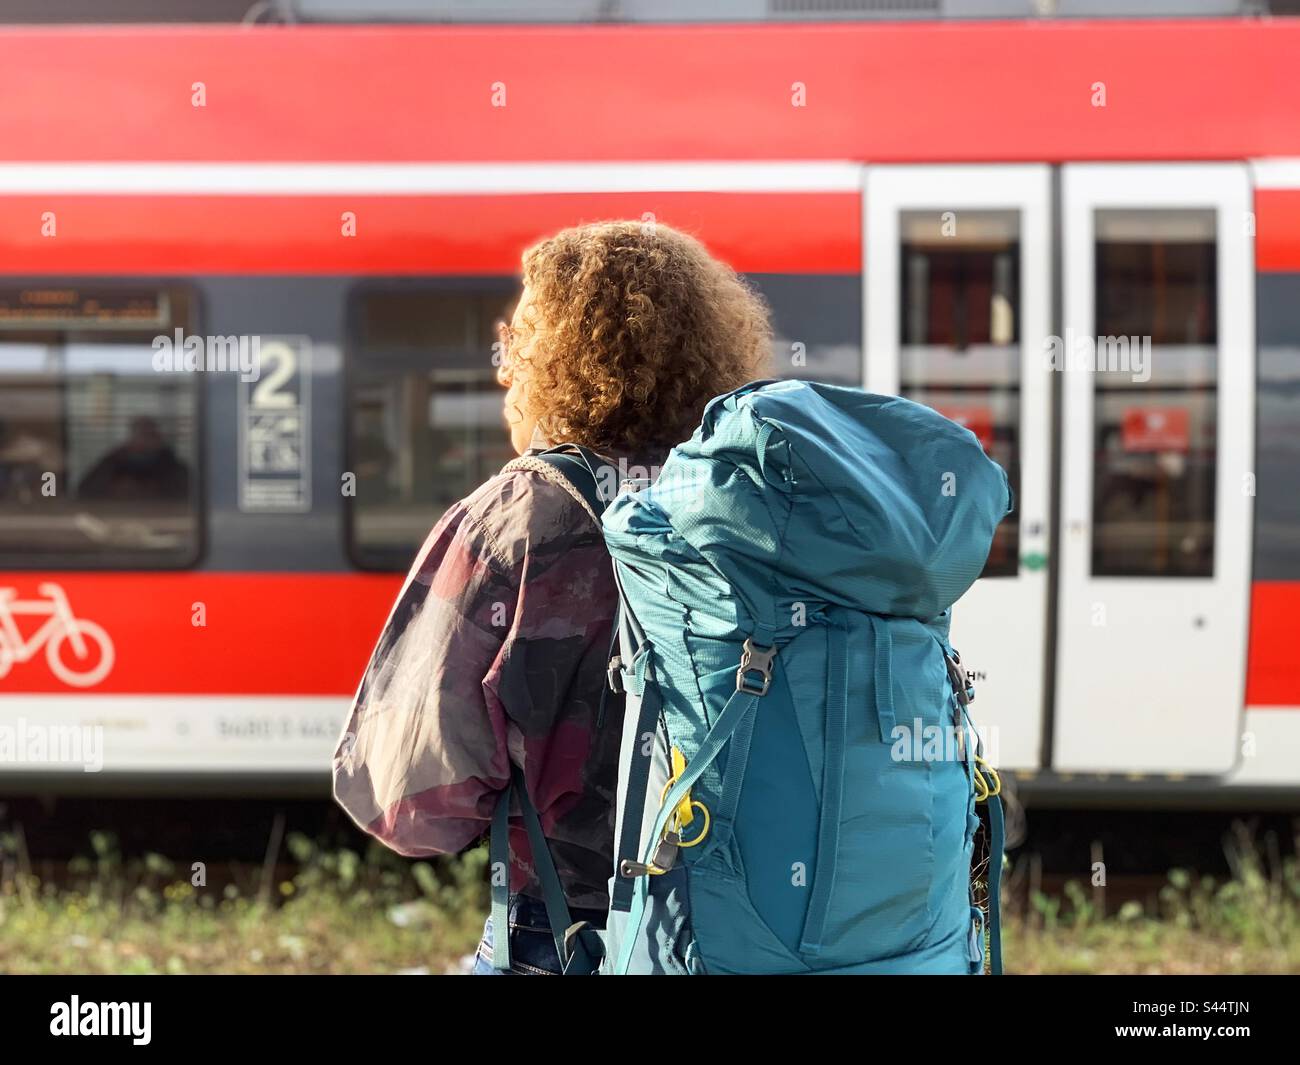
left=333, top=220, right=771, bottom=974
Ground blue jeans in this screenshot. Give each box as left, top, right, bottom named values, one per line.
left=472, top=894, right=607, bottom=975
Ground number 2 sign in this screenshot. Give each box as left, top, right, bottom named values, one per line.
left=238, top=337, right=312, bottom=513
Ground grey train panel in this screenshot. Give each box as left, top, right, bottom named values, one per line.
left=199, top=277, right=351, bottom=573
left=747, top=274, right=863, bottom=385
left=1255, top=273, right=1300, bottom=580
left=196, top=273, right=864, bottom=574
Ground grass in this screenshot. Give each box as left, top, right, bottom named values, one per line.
left=1, top=822, right=1297, bottom=974
left=0, top=829, right=489, bottom=975
left=1005, top=915, right=1299, bottom=975
left=1004, top=823, right=1300, bottom=974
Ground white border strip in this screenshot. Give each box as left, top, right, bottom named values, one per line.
left=2, top=160, right=1296, bottom=194
left=0, top=161, right=865, bottom=195
left=1252, top=158, right=1300, bottom=189
left=0, top=694, right=347, bottom=774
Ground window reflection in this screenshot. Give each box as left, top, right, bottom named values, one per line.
left=899, top=210, right=1021, bottom=577
left=347, top=285, right=517, bottom=570
left=0, top=287, right=200, bottom=567
left=1091, top=209, right=1217, bottom=577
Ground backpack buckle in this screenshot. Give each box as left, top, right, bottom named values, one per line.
left=607, top=655, right=624, bottom=694
left=619, top=833, right=681, bottom=878
left=945, top=650, right=974, bottom=707
left=736, top=638, right=777, bottom=696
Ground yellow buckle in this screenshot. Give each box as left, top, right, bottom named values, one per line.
left=974, top=755, right=1002, bottom=803
left=660, top=746, right=712, bottom=850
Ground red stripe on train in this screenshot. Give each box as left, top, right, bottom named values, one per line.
left=1, top=22, right=1300, bottom=162
left=1257, top=189, right=1300, bottom=273
left=0, top=193, right=860, bottom=276
left=0, top=573, right=401, bottom=696
left=5, top=189, right=1295, bottom=276
left=1, top=573, right=1297, bottom=705
left=1245, top=581, right=1300, bottom=708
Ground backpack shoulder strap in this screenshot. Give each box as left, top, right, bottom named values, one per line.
left=488, top=444, right=618, bottom=973
left=508, top=444, right=612, bottom=520
left=490, top=764, right=579, bottom=972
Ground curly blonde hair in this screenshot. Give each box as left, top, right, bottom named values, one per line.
left=516, top=220, right=772, bottom=452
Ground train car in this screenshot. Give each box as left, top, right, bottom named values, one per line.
left=0, top=18, right=1297, bottom=803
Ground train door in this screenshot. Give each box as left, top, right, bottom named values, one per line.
left=865, top=166, right=1052, bottom=769
left=1054, top=164, right=1254, bottom=774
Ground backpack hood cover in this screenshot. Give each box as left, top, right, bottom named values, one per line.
left=604, top=379, right=1013, bottom=625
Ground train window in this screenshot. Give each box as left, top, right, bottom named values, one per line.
left=1091, top=209, right=1217, bottom=577
left=347, top=283, right=517, bottom=571
left=0, top=285, right=201, bottom=569
left=898, top=210, right=1021, bottom=577
left=746, top=275, right=862, bottom=385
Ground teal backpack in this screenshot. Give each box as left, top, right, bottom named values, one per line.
left=492, top=380, right=1013, bottom=975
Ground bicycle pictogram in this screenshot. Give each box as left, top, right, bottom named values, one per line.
left=0, top=583, right=115, bottom=688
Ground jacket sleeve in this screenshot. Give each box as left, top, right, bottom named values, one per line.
left=331, top=499, right=520, bottom=857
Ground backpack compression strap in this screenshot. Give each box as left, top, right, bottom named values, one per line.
left=946, top=644, right=1005, bottom=976
left=613, top=634, right=777, bottom=974
left=987, top=790, right=1005, bottom=975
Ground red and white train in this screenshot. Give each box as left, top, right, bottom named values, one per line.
left=0, top=19, right=1297, bottom=802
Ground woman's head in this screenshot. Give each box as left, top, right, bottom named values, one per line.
left=496, top=220, right=772, bottom=455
